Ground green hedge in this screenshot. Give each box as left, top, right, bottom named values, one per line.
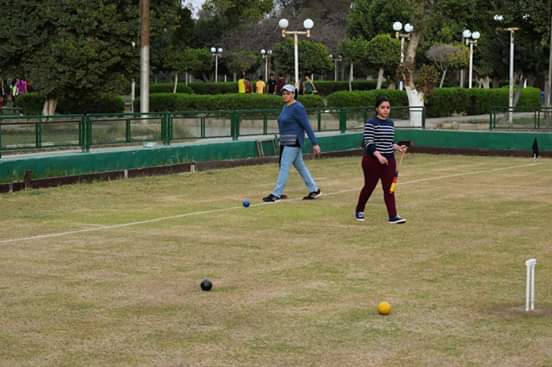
left=425, top=87, right=541, bottom=117
left=326, top=90, right=408, bottom=109
left=326, top=87, right=541, bottom=117
left=16, top=93, right=44, bottom=114
left=139, top=93, right=324, bottom=112
left=141, top=80, right=381, bottom=96
left=314, top=80, right=381, bottom=95
left=150, top=83, right=194, bottom=94
left=189, top=82, right=237, bottom=94
left=16, top=93, right=125, bottom=115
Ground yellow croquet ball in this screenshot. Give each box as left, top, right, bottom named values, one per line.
left=377, top=301, right=392, bottom=315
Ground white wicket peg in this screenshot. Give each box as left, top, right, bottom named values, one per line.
left=525, top=258, right=536, bottom=312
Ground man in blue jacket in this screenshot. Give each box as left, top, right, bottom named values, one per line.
left=263, top=84, right=321, bottom=202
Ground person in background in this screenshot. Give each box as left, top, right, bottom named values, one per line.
left=255, top=76, right=266, bottom=94
left=16, top=79, right=28, bottom=95
left=238, top=74, right=246, bottom=93
left=355, top=95, right=408, bottom=224
left=263, top=84, right=321, bottom=202
left=267, top=74, right=277, bottom=94
left=302, top=75, right=317, bottom=95
left=275, top=74, right=286, bottom=95
left=244, top=77, right=253, bottom=94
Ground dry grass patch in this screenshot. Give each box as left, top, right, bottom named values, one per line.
left=1, top=154, right=551, bottom=366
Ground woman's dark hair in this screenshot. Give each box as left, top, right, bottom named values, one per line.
left=375, top=95, right=390, bottom=108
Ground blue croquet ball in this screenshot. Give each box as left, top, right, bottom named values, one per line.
left=242, top=199, right=250, bottom=208
left=200, top=279, right=213, bottom=291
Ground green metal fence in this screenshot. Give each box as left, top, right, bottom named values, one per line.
left=489, top=106, right=552, bottom=130
left=0, top=107, right=426, bottom=158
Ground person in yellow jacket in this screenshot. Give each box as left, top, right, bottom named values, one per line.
left=255, top=76, right=266, bottom=94
left=238, top=75, right=246, bottom=93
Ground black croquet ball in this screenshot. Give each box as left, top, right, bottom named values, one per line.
left=200, top=279, right=213, bottom=291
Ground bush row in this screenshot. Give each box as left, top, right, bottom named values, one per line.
left=16, top=93, right=125, bottom=115
left=141, top=80, right=382, bottom=96
left=139, top=93, right=324, bottom=112
left=326, top=87, right=541, bottom=117
left=325, top=90, right=408, bottom=109
left=424, top=87, right=540, bottom=117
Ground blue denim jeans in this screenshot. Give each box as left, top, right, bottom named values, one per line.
left=272, top=146, right=318, bottom=197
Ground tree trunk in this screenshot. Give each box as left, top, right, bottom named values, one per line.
left=480, top=76, right=491, bottom=89
left=405, top=86, right=424, bottom=127
left=173, top=72, right=178, bottom=94
left=439, top=68, right=448, bottom=88
left=348, top=63, right=354, bottom=92
left=376, top=67, right=384, bottom=89
left=42, top=97, right=57, bottom=116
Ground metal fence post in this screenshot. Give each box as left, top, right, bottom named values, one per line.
left=231, top=111, right=239, bottom=140
left=35, top=117, right=42, bottom=148
left=125, top=118, right=131, bottom=143
left=339, top=108, right=347, bottom=133
left=317, top=108, right=322, bottom=131
left=85, top=114, right=92, bottom=152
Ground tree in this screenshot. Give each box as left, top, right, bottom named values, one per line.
left=366, top=34, right=401, bottom=89
left=348, top=0, right=412, bottom=40
left=272, top=39, right=332, bottom=81
left=0, top=0, right=180, bottom=115
left=339, top=38, right=369, bottom=91
left=426, top=43, right=468, bottom=87
left=224, top=51, right=259, bottom=80
left=173, top=48, right=213, bottom=82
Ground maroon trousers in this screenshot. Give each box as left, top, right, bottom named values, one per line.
left=355, top=154, right=397, bottom=218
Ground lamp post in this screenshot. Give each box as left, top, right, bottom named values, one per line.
left=261, top=49, right=272, bottom=82
left=210, top=47, right=223, bottom=83
left=494, top=14, right=518, bottom=123
left=392, top=21, right=414, bottom=91
left=279, top=18, right=314, bottom=90
left=131, top=41, right=136, bottom=113
left=463, top=30, right=480, bottom=89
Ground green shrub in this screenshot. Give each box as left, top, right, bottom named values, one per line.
left=315, top=80, right=381, bottom=95
left=140, top=93, right=324, bottom=112
left=326, top=90, right=408, bottom=108
left=149, top=83, right=194, bottom=94
left=326, top=87, right=541, bottom=117
left=144, top=81, right=383, bottom=96
left=57, top=95, right=125, bottom=114
left=14, top=93, right=125, bottom=115
left=189, top=82, right=237, bottom=94
left=15, top=93, right=44, bottom=114
left=426, top=87, right=540, bottom=117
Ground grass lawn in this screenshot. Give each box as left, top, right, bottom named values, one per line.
left=1, top=154, right=551, bottom=366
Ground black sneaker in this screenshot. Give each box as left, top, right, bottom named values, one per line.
left=262, top=194, right=281, bottom=203
left=280, top=194, right=288, bottom=200
left=388, top=215, right=406, bottom=224
left=303, top=189, right=321, bottom=200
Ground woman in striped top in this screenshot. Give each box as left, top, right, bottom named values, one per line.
left=355, top=96, right=408, bottom=224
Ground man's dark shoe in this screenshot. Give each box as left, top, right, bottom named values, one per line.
left=303, top=189, right=321, bottom=200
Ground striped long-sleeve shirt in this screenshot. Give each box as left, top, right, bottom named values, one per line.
left=362, top=117, right=395, bottom=157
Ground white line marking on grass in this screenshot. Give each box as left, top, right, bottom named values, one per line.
left=323, top=162, right=541, bottom=197
left=0, top=161, right=541, bottom=245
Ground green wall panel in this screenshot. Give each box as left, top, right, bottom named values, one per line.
left=1, top=130, right=550, bottom=183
